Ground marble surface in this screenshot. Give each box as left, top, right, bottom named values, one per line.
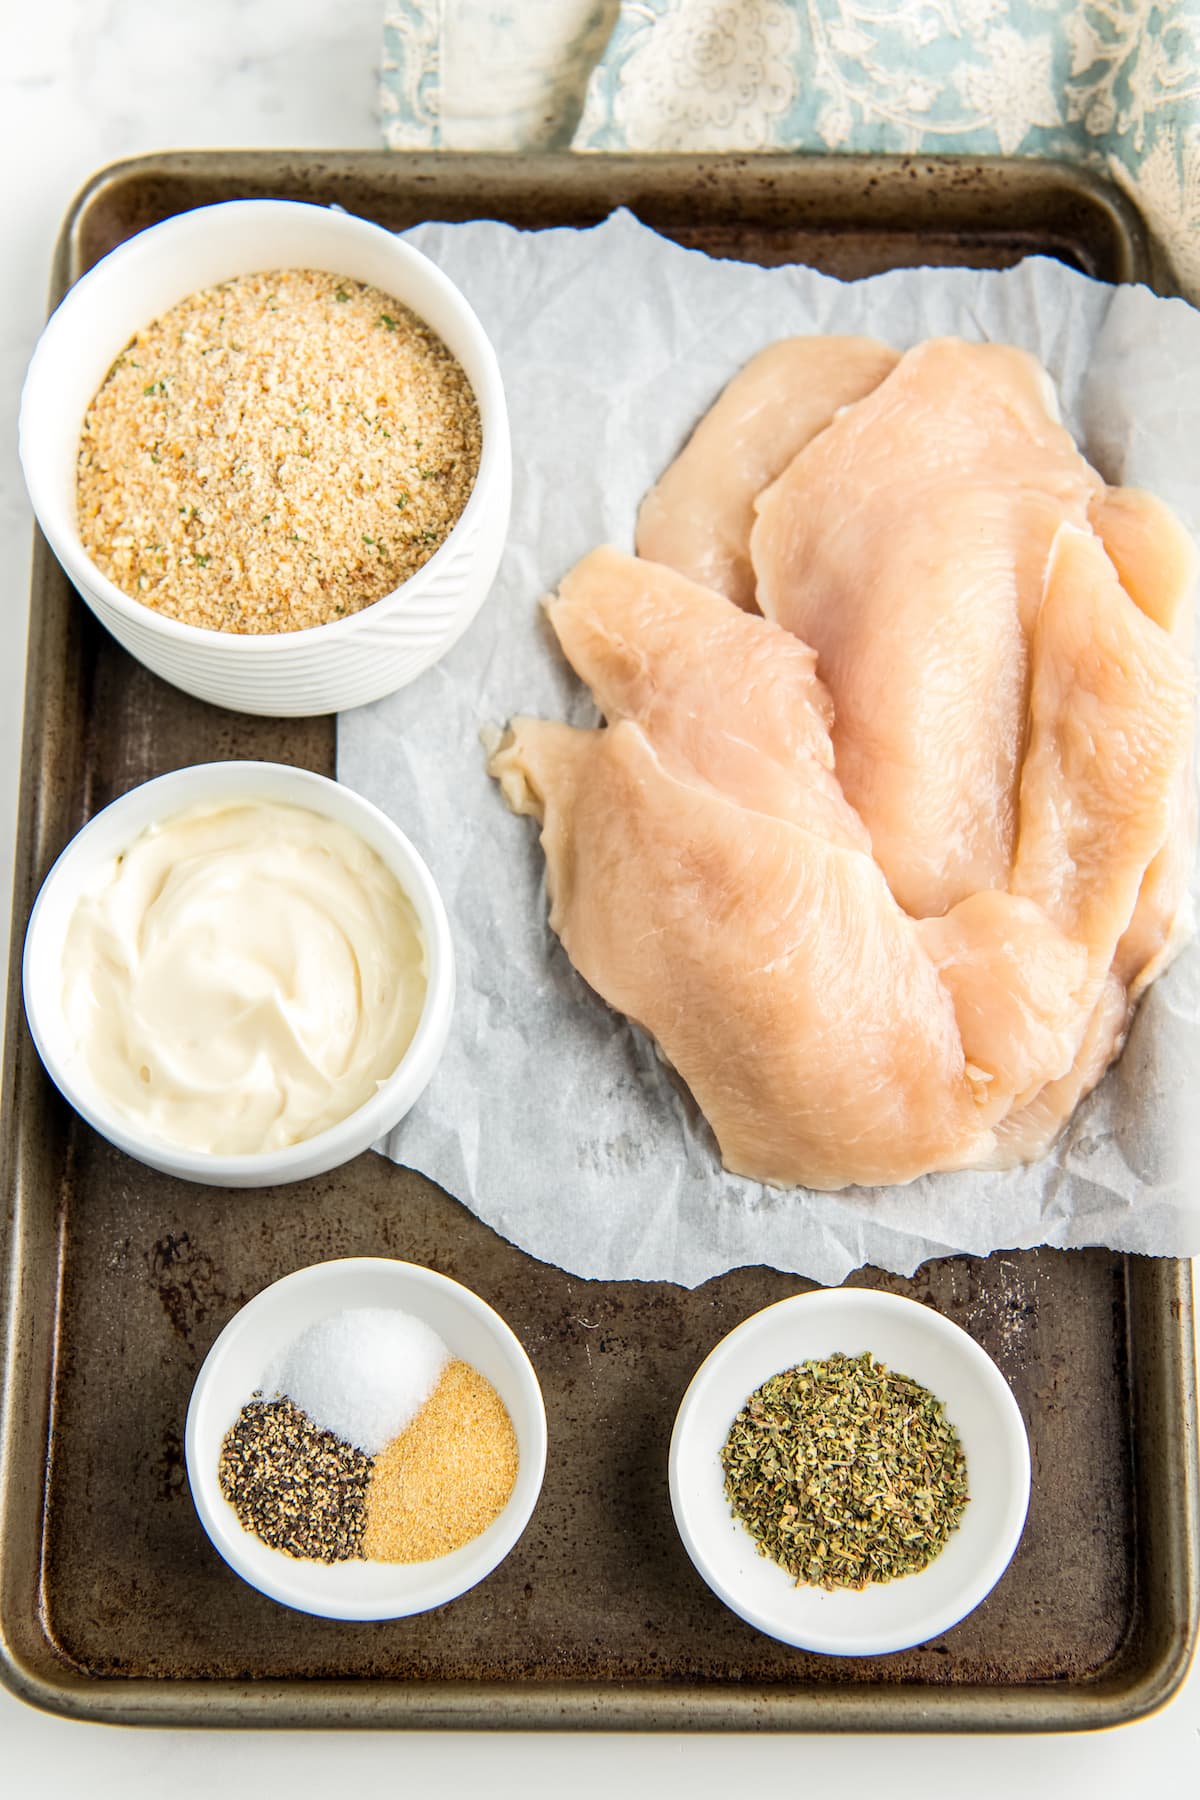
left=0, top=2, right=1196, bottom=1789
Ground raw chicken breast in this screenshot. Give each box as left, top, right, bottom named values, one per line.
left=1090, top=488, right=1198, bottom=996
left=1090, top=486, right=1197, bottom=643
left=635, top=336, right=899, bottom=611
left=551, top=547, right=1110, bottom=1114
left=997, top=524, right=1196, bottom=1146
left=547, top=546, right=869, bottom=849
left=988, top=976, right=1131, bottom=1168
left=490, top=714, right=996, bottom=1190
left=751, top=339, right=1103, bottom=917
left=493, top=339, right=1197, bottom=1194
left=915, top=892, right=1091, bottom=1107
left=1011, top=524, right=1194, bottom=984
left=493, top=548, right=1135, bottom=1187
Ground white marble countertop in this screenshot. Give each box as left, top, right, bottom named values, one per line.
left=1, top=3, right=1197, bottom=1790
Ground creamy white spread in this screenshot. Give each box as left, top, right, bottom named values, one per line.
left=61, top=799, right=427, bottom=1155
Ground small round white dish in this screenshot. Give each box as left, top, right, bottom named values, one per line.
left=22, top=760, right=454, bottom=1188
left=19, top=198, right=511, bottom=716
left=185, top=1258, right=547, bottom=1620
left=669, top=1287, right=1031, bottom=1657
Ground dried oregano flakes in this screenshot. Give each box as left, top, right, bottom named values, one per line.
left=719, top=1350, right=969, bottom=1590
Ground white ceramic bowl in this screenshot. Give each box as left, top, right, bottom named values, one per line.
left=185, top=1257, right=547, bottom=1619
left=670, top=1288, right=1030, bottom=1657
left=22, top=760, right=454, bottom=1187
left=19, top=198, right=511, bottom=716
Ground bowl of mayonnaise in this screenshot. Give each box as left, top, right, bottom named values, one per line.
left=22, top=762, right=454, bottom=1186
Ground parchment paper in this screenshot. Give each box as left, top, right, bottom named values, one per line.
left=337, top=209, right=1200, bottom=1288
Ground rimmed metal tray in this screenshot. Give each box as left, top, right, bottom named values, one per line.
left=1, top=151, right=1196, bottom=1731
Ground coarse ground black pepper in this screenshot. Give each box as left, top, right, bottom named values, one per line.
left=218, top=1395, right=372, bottom=1562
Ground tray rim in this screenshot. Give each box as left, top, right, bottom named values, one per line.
left=52, top=145, right=1159, bottom=290
left=1, top=146, right=1196, bottom=1733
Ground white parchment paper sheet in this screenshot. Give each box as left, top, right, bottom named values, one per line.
left=338, top=210, right=1200, bottom=1288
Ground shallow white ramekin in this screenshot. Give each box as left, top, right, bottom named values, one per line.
left=21, top=761, right=455, bottom=1187
left=186, top=1258, right=547, bottom=1620
left=19, top=199, right=511, bottom=716
left=670, top=1287, right=1031, bottom=1656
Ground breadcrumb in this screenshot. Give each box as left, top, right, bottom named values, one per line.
left=76, top=268, right=482, bottom=634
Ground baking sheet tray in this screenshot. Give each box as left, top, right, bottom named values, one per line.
left=0, top=151, right=1196, bottom=1732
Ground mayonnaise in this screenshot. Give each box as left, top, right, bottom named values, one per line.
left=61, top=799, right=427, bottom=1155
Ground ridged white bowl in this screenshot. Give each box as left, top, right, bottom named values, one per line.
left=22, top=761, right=455, bottom=1187
left=19, top=199, right=511, bottom=717
left=186, top=1258, right=547, bottom=1620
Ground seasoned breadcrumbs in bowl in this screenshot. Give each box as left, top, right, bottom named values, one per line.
left=76, top=268, right=483, bottom=635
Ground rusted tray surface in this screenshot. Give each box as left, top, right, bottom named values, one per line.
left=0, top=152, right=1196, bottom=1732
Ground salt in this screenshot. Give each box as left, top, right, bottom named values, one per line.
left=267, top=1307, right=450, bottom=1455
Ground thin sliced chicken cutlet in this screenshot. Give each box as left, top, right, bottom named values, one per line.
left=490, top=715, right=996, bottom=1190
left=492, top=343, right=1197, bottom=1191
left=988, top=975, right=1130, bottom=1169
left=915, top=892, right=1091, bottom=1110
left=547, top=547, right=1135, bottom=1123
left=635, top=335, right=899, bottom=612
left=493, top=550, right=1114, bottom=1187
left=750, top=339, right=1103, bottom=918
left=547, top=546, right=869, bottom=849
left=1091, top=485, right=1198, bottom=645
left=1090, top=487, right=1198, bottom=997
left=1012, top=524, right=1195, bottom=976
left=991, top=523, right=1196, bottom=1162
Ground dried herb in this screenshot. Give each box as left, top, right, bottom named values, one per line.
left=719, top=1350, right=968, bottom=1590
left=218, top=1395, right=372, bottom=1562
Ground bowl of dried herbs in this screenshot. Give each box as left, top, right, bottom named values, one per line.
left=668, top=1287, right=1030, bottom=1655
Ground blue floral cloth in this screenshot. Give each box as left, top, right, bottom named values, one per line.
left=380, top=1, right=1200, bottom=296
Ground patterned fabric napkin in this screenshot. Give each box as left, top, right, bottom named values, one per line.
left=380, top=0, right=1200, bottom=297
